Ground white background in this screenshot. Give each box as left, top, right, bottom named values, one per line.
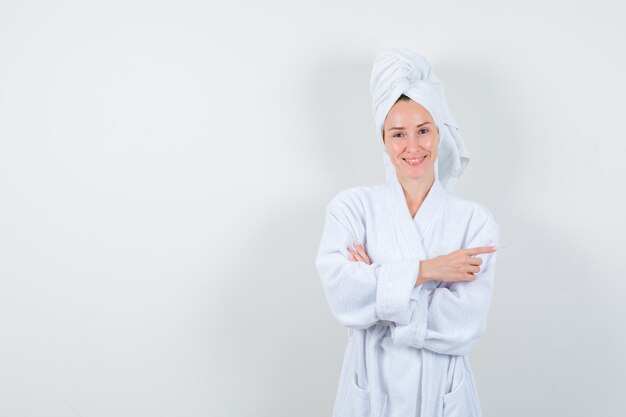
left=1, top=1, right=624, bottom=416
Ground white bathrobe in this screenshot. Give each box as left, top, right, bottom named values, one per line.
left=315, top=173, right=500, bottom=417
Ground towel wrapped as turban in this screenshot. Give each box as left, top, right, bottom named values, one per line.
left=370, top=48, right=470, bottom=193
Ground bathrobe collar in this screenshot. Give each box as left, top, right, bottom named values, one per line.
left=384, top=172, right=448, bottom=261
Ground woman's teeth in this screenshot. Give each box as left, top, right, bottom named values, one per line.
left=403, top=156, right=426, bottom=166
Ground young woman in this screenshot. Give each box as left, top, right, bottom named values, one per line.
left=315, top=49, right=501, bottom=417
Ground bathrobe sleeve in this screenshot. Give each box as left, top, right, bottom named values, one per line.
left=389, top=208, right=501, bottom=355
left=315, top=191, right=421, bottom=330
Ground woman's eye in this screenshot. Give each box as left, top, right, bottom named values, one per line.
left=419, top=128, right=429, bottom=134
left=393, top=132, right=404, bottom=138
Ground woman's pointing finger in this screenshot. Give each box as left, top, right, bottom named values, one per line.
left=465, top=246, right=497, bottom=256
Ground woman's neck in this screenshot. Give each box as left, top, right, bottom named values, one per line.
left=398, top=174, right=435, bottom=217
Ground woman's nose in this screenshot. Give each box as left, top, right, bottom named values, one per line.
left=406, top=135, right=424, bottom=150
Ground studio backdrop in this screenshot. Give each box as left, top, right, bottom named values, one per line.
left=0, top=1, right=624, bottom=416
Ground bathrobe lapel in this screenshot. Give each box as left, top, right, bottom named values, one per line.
left=384, top=174, right=447, bottom=263
left=363, top=175, right=448, bottom=417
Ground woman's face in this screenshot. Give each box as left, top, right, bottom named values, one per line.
left=382, top=99, right=439, bottom=182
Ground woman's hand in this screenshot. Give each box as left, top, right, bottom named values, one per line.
left=347, top=242, right=371, bottom=265
left=420, top=246, right=497, bottom=283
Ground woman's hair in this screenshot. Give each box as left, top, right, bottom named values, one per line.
left=382, top=94, right=412, bottom=142
left=396, top=93, right=411, bottom=103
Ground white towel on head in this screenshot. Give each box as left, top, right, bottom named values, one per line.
left=370, top=48, right=470, bottom=192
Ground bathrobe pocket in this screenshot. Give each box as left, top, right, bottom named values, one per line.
left=345, top=330, right=370, bottom=416
left=346, top=372, right=390, bottom=417
left=349, top=372, right=371, bottom=416
left=442, top=366, right=479, bottom=417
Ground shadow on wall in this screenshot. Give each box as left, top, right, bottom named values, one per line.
left=208, top=54, right=382, bottom=416
left=210, top=201, right=344, bottom=416
left=308, top=53, right=384, bottom=189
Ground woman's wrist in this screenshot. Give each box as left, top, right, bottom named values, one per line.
left=415, top=260, right=430, bottom=286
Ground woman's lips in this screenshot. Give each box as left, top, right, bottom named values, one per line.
left=403, top=155, right=426, bottom=166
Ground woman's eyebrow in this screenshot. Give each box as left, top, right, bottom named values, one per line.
left=388, top=122, right=432, bottom=131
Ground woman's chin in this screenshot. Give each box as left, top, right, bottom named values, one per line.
left=395, top=165, right=434, bottom=181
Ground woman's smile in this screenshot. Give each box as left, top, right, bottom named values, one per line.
left=403, top=155, right=427, bottom=166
